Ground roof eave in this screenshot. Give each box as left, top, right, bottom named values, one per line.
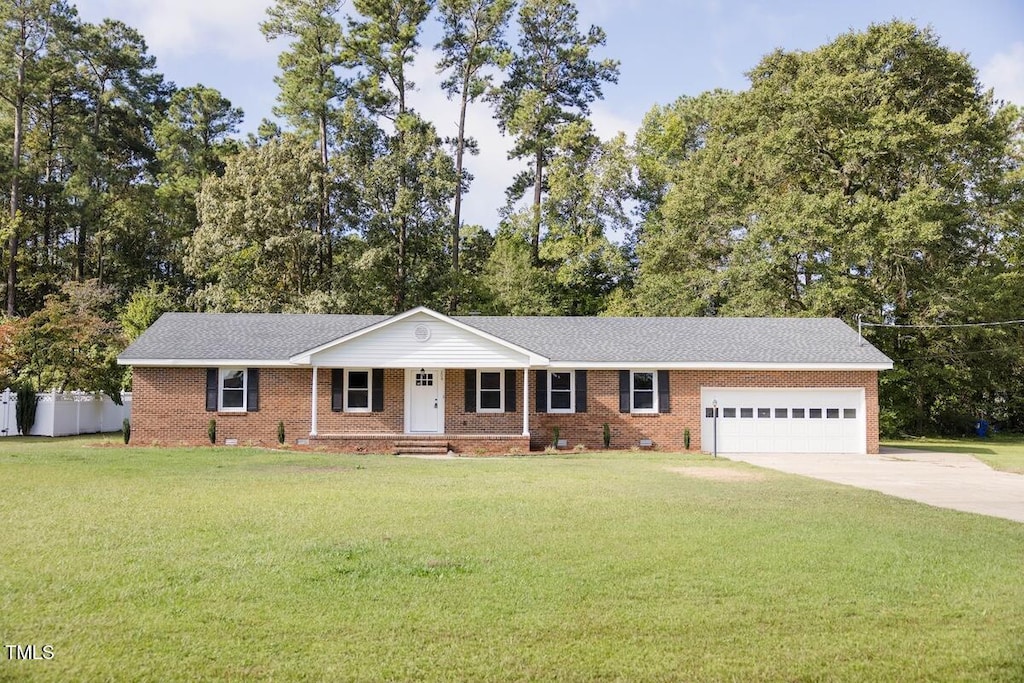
left=545, top=361, right=894, bottom=371
left=119, top=359, right=893, bottom=371
left=117, top=358, right=300, bottom=368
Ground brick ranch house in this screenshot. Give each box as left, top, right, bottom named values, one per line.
left=118, top=306, right=893, bottom=454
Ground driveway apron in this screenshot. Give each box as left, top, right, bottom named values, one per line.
left=725, top=448, right=1024, bottom=524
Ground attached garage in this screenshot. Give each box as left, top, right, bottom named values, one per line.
left=700, top=388, right=866, bottom=454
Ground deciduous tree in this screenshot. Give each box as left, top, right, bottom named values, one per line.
left=187, top=135, right=322, bottom=311
left=628, top=21, right=1024, bottom=433
left=0, top=279, right=126, bottom=400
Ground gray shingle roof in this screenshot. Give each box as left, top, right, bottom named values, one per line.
left=458, top=315, right=891, bottom=365
left=119, top=310, right=891, bottom=366
left=119, top=313, right=388, bottom=362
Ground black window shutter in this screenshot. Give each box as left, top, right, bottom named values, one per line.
left=205, top=368, right=218, bottom=412
left=464, top=369, right=476, bottom=412
left=505, top=369, right=516, bottom=412
left=575, top=370, right=587, bottom=413
left=371, top=369, right=384, bottom=412
left=535, top=370, right=547, bottom=413
left=246, top=369, right=260, bottom=412
left=618, top=370, right=630, bottom=413
left=331, top=369, right=344, bottom=412
left=658, top=371, right=670, bottom=414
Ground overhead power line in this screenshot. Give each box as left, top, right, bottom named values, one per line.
left=858, top=317, right=1024, bottom=330
left=891, top=344, right=1024, bottom=363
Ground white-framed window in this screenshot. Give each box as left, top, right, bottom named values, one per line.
left=548, top=371, right=574, bottom=413
left=478, top=370, right=504, bottom=413
left=345, top=369, right=372, bottom=412
left=219, top=368, right=247, bottom=411
left=631, top=370, right=658, bottom=413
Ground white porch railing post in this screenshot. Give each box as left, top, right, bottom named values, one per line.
left=522, top=367, right=530, bottom=437
left=310, top=366, right=319, bottom=436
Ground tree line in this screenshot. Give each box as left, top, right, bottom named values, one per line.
left=1, top=1, right=1022, bottom=434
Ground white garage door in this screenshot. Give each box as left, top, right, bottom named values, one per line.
left=700, top=388, right=866, bottom=454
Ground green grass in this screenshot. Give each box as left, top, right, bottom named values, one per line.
left=2, top=437, right=1024, bottom=681
left=883, top=434, right=1024, bottom=474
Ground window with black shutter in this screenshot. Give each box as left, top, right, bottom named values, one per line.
left=464, top=369, right=476, bottom=412
left=208, top=367, right=259, bottom=412
left=331, top=369, right=344, bottom=412
left=246, top=369, right=259, bottom=412
left=504, top=370, right=517, bottom=412
left=478, top=370, right=503, bottom=412
left=371, top=369, right=384, bottom=412
left=548, top=371, right=574, bottom=413
left=346, top=370, right=370, bottom=411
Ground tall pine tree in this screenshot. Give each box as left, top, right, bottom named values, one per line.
left=435, top=0, right=514, bottom=311
left=261, top=0, right=348, bottom=276
left=491, top=0, right=618, bottom=262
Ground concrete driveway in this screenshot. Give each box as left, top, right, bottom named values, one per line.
left=725, top=448, right=1024, bottom=524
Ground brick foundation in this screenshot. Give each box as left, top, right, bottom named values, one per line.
left=129, top=367, right=880, bottom=454
left=309, top=434, right=530, bottom=455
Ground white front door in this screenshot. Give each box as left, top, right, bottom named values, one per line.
left=406, top=368, right=444, bottom=433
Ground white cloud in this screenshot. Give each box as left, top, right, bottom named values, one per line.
left=590, top=104, right=639, bottom=141
left=980, top=42, right=1024, bottom=106
left=75, top=0, right=275, bottom=60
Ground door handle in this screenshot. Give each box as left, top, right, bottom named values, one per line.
left=434, top=399, right=438, bottom=409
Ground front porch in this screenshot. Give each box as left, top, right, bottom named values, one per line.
left=309, top=432, right=531, bottom=455
left=293, top=308, right=550, bottom=453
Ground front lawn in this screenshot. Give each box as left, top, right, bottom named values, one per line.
left=883, top=434, right=1024, bottom=474
left=2, top=438, right=1023, bottom=681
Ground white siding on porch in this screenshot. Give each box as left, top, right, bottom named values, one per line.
left=309, top=312, right=531, bottom=368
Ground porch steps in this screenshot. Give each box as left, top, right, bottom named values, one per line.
left=393, top=440, right=450, bottom=456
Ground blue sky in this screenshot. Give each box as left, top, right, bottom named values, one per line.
left=74, top=0, right=1024, bottom=230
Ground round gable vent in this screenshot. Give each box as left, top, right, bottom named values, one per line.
left=414, top=324, right=431, bottom=342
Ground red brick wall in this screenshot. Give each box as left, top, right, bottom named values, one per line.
left=531, top=370, right=879, bottom=453
left=130, top=366, right=879, bottom=453
left=130, top=367, right=407, bottom=446
left=131, top=367, right=314, bottom=446
left=314, top=368, right=404, bottom=434
left=445, top=370, right=524, bottom=435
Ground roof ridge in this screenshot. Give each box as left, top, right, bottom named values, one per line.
left=121, top=310, right=891, bottom=366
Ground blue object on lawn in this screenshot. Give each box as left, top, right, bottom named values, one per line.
left=975, top=419, right=989, bottom=437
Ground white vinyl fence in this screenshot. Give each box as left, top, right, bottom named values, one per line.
left=0, top=389, right=132, bottom=437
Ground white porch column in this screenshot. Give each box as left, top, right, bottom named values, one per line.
left=310, top=366, right=319, bottom=436
left=522, top=367, right=530, bottom=436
